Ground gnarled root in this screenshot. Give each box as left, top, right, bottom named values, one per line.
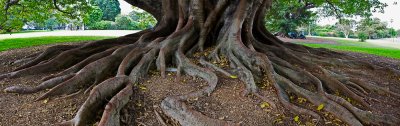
left=3, top=0, right=400, bottom=126
left=161, top=97, right=239, bottom=126
left=98, top=84, right=133, bottom=126
left=4, top=73, right=75, bottom=94
left=60, top=76, right=129, bottom=126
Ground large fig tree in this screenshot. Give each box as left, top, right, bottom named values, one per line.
left=1, top=0, right=399, bottom=126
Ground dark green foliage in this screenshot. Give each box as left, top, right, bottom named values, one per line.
left=91, top=21, right=116, bottom=30
left=264, top=0, right=387, bottom=36
left=265, top=0, right=317, bottom=35
left=397, top=29, right=400, bottom=37
left=388, top=28, right=398, bottom=37
left=45, top=17, right=60, bottom=31
left=313, top=25, right=338, bottom=37
left=88, top=9, right=157, bottom=30
left=1, top=0, right=91, bottom=32
left=312, top=0, right=387, bottom=17
left=358, top=32, right=368, bottom=42
left=84, top=6, right=103, bottom=26
left=90, top=0, right=121, bottom=21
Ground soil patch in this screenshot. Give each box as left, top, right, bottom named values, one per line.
left=0, top=43, right=87, bottom=126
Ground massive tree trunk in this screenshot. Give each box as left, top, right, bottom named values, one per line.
left=2, top=0, right=400, bottom=125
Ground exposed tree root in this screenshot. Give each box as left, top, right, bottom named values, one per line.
left=2, top=0, right=400, bottom=126
left=60, top=76, right=129, bottom=126
left=4, top=73, right=75, bottom=94
left=161, top=97, right=239, bottom=126
left=98, top=84, right=133, bottom=126
left=14, top=45, right=80, bottom=71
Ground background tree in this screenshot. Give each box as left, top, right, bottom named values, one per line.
left=1, top=0, right=399, bottom=126
left=44, top=17, right=60, bottom=31
left=264, top=0, right=317, bottom=37
left=90, top=0, right=121, bottom=21
left=313, top=24, right=338, bottom=37
left=358, top=32, right=368, bottom=42
left=388, top=28, right=398, bottom=38
left=307, top=19, right=319, bottom=36
left=86, top=7, right=156, bottom=30
left=335, top=19, right=356, bottom=38
left=115, top=14, right=133, bottom=30
left=129, top=7, right=157, bottom=29
left=357, top=18, right=388, bottom=39
left=84, top=6, right=103, bottom=29
left=91, top=20, right=116, bottom=30
left=1, top=0, right=91, bottom=32
left=397, top=29, right=400, bottom=37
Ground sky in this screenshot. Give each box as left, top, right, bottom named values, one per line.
left=118, top=0, right=133, bottom=15
left=118, top=0, right=400, bottom=29
left=369, top=0, right=400, bottom=29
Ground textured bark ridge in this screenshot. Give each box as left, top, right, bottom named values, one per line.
left=2, top=0, right=400, bottom=125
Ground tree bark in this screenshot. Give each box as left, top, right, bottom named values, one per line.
left=1, top=0, right=400, bottom=126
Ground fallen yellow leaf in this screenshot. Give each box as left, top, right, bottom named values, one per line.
left=317, top=104, right=324, bottom=111
left=347, top=98, right=352, bottom=102
left=260, top=102, right=270, bottom=108
left=43, top=99, right=48, bottom=104
left=294, top=115, right=299, bottom=122
left=230, top=75, right=238, bottom=79
left=297, top=97, right=307, bottom=103
left=139, top=86, right=147, bottom=90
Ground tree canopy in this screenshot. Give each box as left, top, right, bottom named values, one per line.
left=357, top=18, right=389, bottom=39
left=90, top=0, right=121, bottom=21
left=264, top=0, right=317, bottom=35
left=0, top=0, right=91, bottom=32
left=264, top=0, right=388, bottom=36
left=335, top=19, right=356, bottom=38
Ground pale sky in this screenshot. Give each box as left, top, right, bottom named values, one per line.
left=118, top=0, right=133, bottom=15
left=118, top=0, right=400, bottom=29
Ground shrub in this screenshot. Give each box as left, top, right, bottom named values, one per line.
left=90, top=21, right=114, bottom=30
left=358, top=32, right=368, bottom=42
left=115, top=15, right=134, bottom=30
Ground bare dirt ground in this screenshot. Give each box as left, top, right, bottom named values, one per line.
left=0, top=43, right=88, bottom=126
left=1, top=39, right=400, bottom=126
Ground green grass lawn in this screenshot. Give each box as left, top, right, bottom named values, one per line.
left=0, top=36, right=114, bottom=51
left=296, top=38, right=400, bottom=59
left=0, top=30, right=49, bottom=34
